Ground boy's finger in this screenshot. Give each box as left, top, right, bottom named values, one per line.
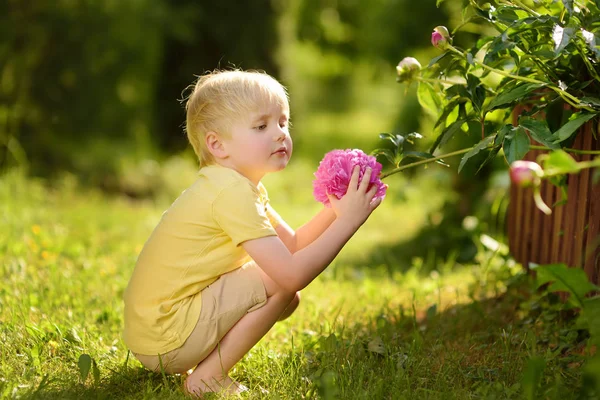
left=358, top=167, right=372, bottom=192
left=365, top=184, right=378, bottom=201
left=348, top=165, right=360, bottom=191
left=370, top=196, right=383, bottom=210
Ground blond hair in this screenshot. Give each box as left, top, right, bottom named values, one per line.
left=184, top=69, right=289, bottom=168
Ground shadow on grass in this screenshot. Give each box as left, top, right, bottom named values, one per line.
left=19, top=361, right=189, bottom=400
left=297, top=284, right=594, bottom=399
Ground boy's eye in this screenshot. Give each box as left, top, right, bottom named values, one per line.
left=256, top=124, right=267, bottom=130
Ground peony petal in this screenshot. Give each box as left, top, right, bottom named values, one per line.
left=312, top=148, right=387, bottom=206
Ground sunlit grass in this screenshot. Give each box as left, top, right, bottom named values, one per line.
left=0, top=166, right=591, bottom=399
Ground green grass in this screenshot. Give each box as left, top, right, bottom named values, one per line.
left=0, top=165, right=595, bottom=399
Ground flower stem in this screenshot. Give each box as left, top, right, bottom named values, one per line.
left=417, top=77, right=465, bottom=86
left=447, top=46, right=594, bottom=111
left=380, top=147, right=475, bottom=179
left=507, top=0, right=540, bottom=17
left=380, top=144, right=600, bottom=180
left=530, top=145, right=600, bottom=155
left=544, top=158, right=600, bottom=177
left=533, top=185, right=552, bottom=215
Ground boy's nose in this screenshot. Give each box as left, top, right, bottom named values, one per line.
left=274, top=129, right=287, bottom=141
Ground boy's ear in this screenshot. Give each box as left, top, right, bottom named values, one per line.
left=205, top=131, right=228, bottom=159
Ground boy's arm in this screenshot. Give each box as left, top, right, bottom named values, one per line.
left=243, top=166, right=382, bottom=292
left=271, top=206, right=336, bottom=254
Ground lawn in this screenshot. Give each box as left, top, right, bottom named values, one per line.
left=0, top=163, right=596, bottom=399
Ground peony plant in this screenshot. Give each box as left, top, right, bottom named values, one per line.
left=383, top=0, right=600, bottom=213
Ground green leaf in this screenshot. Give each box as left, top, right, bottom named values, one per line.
left=518, top=118, right=560, bottom=149
left=445, top=84, right=470, bottom=101
left=321, top=333, right=339, bottom=352
left=378, top=133, right=405, bottom=150
left=531, top=263, right=599, bottom=308
left=476, top=145, right=502, bottom=174
left=551, top=113, right=598, bottom=143
left=484, top=34, right=515, bottom=64
left=458, top=135, right=495, bottom=173
left=493, top=6, right=520, bottom=23
left=582, top=297, right=600, bottom=345
left=542, top=150, right=580, bottom=174
left=78, top=354, right=92, bottom=383
left=583, top=354, right=600, bottom=389
left=521, top=357, right=546, bottom=400
left=487, top=83, right=545, bottom=111
left=426, top=304, right=437, bottom=320
left=467, top=75, right=485, bottom=115
left=434, top=99, right=461, bottom=130
left=367, top=336, right=386, bottom=355
left=561, top=0, right=574, bottom=15
left=580, top=30, right=600, bottom=58
left=502, top=126, right=530, bottom=163
left=580, top=96, right=600, bottom=108
left=92, top=359, right=100, bottom=385
left=495, top=124, right=513, bottom=146
left=418, top=81, right=443, bottom=117
left=405, top=132, right=424, bottom=144
left=429, top=119, right=466, bottom=153
left=466, top=52, right=474, bottom=65
left=371, top=148, right=397, bottom=166
left=427, top=51, right=450, bottom=68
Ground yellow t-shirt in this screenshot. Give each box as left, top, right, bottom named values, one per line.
left=123, top=164, right=279, bottom=355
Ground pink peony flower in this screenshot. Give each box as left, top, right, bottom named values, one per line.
left=509, top=160, right=543, bottom=187
left=313, top=149, right=387, bottom=207
left=431, top=26, right=450, bottom=49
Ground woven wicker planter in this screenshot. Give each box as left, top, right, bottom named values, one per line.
left=506, top=120, right=600, bottom=284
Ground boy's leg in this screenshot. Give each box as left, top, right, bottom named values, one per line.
left=185, top=268, right=298, bottom=394
left=278, top=291, right=300, bottom=321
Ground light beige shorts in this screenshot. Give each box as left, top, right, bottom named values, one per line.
left=133, top=261, right=267, bottom=374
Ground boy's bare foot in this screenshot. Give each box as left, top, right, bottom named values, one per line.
left=184, top=373, right=248, bottom=397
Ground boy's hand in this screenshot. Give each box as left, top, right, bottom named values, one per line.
left=327, top=166, right=384, bottom=230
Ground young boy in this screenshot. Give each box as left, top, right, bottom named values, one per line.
left=123, top=69, right=383, bottom=396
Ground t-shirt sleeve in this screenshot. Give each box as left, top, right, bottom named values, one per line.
left=265, top=203, right=282, bottom=229
left=257, top=182, right=281, bottom=229
left=213, top=181, right=278, bottom=246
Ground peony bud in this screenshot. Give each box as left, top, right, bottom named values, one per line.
left=431, top=26, right=451, bottom=50
left=396, top=57, right=422, bottom=83
left=509, top=160, right=543, bottom=187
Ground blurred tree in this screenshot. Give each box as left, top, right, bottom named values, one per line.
left=290, top=0, right=449, bottom=111
left=0, top=0, right=280, bottom=187
left=1, top=0, right=164, bottom=179
left=154, top=0, right=280, bottom=153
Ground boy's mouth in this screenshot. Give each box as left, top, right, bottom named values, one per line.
left=273, top=147, right=288, bottom=156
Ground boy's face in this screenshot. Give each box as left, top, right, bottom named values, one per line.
left=221, top=102, right=292, bottom=184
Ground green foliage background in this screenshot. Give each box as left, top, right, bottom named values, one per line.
left=0, top=0, right=451, bottom=190
left=1, top=0, right=504, bottom=266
